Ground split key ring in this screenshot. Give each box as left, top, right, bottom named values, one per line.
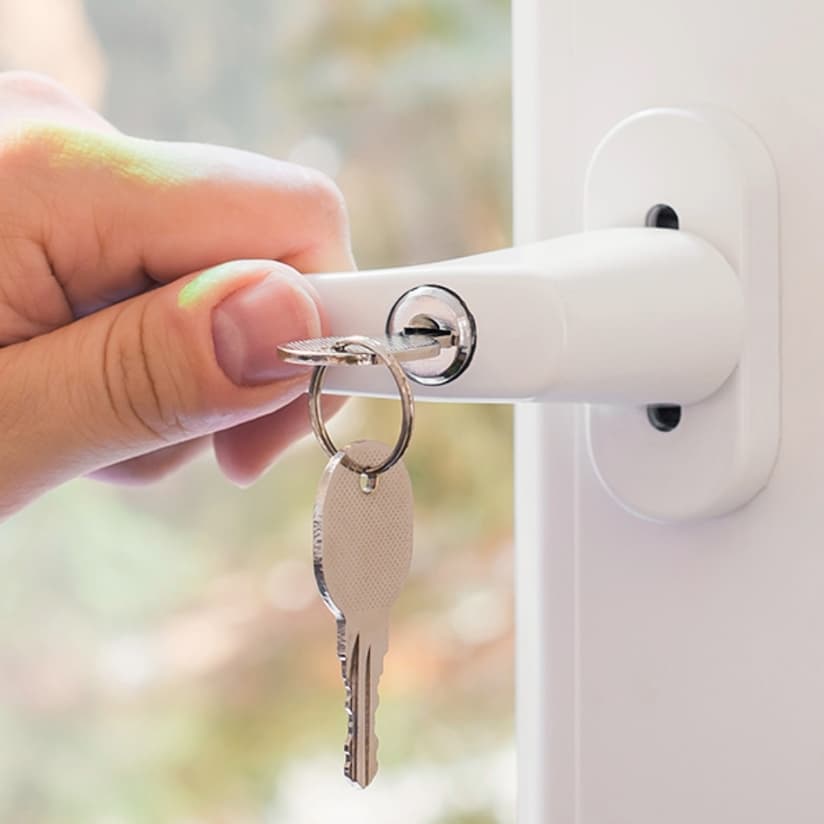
left=305, top=336, right=415, bottom=479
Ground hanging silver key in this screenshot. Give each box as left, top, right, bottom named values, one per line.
left=291, top=335, right=418, bottom=787
left=314, top=439, right=414, bottom=787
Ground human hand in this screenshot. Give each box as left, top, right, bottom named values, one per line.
left=0, top=71, right=353, bottom=519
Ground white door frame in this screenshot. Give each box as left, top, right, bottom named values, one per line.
left=514, top=2, right=823, bottom=822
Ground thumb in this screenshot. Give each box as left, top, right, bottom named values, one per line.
left=0, top=260, right=323, bottom=515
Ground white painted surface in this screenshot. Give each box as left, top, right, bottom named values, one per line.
left=585, top=108, right=780, bottom=521
left=514, top=1, right=823, bottom=822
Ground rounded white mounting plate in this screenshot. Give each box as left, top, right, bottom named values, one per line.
left=584, top=108, right=780, bottom=522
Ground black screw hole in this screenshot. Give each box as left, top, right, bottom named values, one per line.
left=644, top=204, right=681, bottom=432
left=646, top=203, right=680, bottom=230
left=647, top=404, right=682, bottom=432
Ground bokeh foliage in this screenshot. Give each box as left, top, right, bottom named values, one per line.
left=0, top=1, right=513, bottom=822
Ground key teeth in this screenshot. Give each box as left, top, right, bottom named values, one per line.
left=337, top=623, right=382, bottom=788
left=343, top=635, right=359, bottom=785
left=336, top=620, right=355, bottom=779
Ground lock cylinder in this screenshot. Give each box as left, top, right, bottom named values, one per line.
left=385, top=284, right=477, bottom=386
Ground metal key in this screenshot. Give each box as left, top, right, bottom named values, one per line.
left=278, top=330, right=451, bottom=367
left=314, top=439, right=414, bottom=788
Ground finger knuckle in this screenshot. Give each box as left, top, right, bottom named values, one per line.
left=300, top=169, right=350, bottom=234
left=102, top=303, right=195, bottom=444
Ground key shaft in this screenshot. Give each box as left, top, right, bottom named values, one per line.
left=340, top=616, right=388, bottom=787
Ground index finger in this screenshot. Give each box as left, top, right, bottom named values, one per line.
left=2, top=123, right=355, bottom=316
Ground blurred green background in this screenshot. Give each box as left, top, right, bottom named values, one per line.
left=0, top=1, right=514, bottom=821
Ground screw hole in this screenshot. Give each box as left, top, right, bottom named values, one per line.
left=646, top=203, right=680, bottom=230
left=647, top=404, right=682, bottom=432
left=645, top=204, right=681, bottom=432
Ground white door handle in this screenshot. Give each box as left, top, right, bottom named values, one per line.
left=299, top=107, right=780, bottom=523
left=304, top=226, right=742, bottom=405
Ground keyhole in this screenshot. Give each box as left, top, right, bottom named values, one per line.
left=645, top=204, right=682, bottom=432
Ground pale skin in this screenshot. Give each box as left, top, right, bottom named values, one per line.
left=0, top=71, right=351, bottom=519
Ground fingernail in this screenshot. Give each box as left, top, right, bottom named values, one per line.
left=212, top=269, right=322, bottom=386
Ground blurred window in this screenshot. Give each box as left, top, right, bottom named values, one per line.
left=0, top=2, right=514, bottom=822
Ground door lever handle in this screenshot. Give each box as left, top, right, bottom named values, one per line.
left=290, top=107, right=780, bottom=521
left=300, top=226, right=743, bottom=405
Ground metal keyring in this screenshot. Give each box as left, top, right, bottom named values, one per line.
left=309, top=336, right=415, bottom=477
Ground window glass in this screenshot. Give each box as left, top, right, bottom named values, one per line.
left=0, top=2, right=514, bottom=821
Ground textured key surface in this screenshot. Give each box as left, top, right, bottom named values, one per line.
left=314, top=440, right=413, bottom=616
left=279, top=334, right=441, bottom=366
left=314, top=440, right=414, bottom=787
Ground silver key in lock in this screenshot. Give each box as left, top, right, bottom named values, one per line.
left=278, top=283, right=477, bottom=386
left=278, top=332, right=447, bottom=366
